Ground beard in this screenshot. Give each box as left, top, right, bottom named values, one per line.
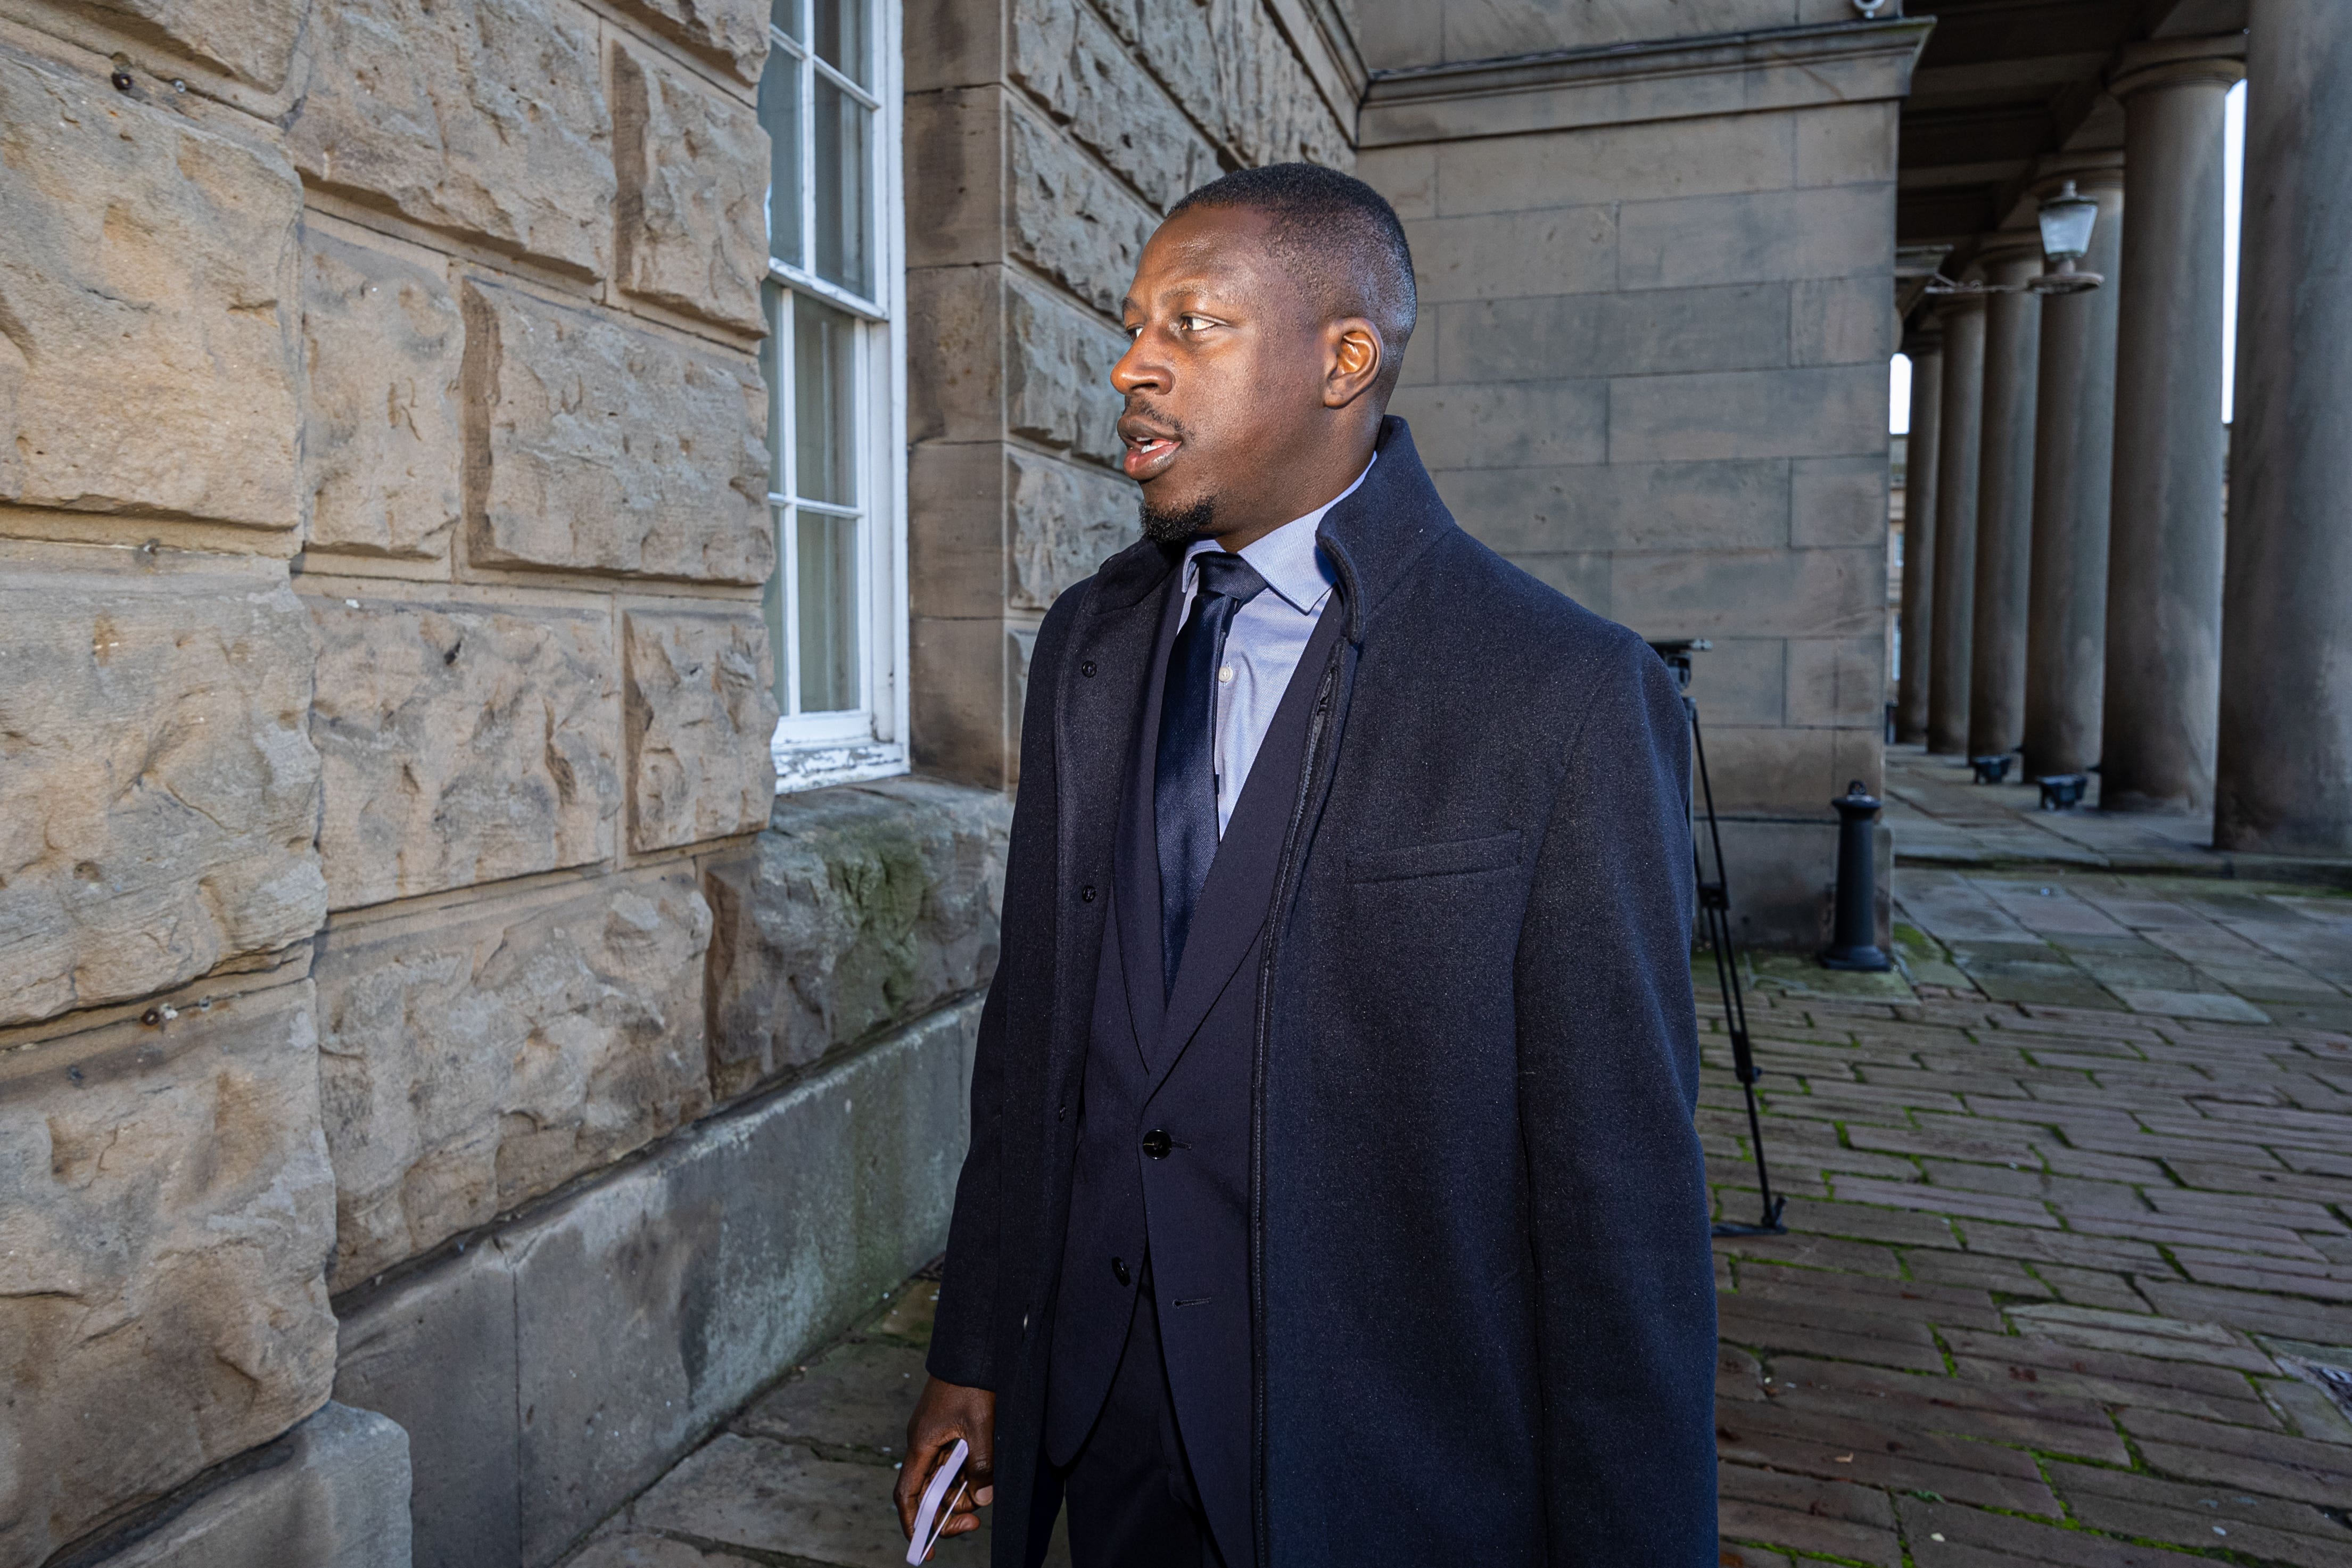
left=1139, top=492, right=1216, bottom=544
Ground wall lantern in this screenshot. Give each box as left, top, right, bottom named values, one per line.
left=2028, top=180, right=2104, bottom=295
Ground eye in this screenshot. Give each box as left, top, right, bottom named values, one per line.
left=1178, top=313, right=1215, bottom=334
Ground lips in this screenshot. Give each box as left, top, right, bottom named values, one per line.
left=1118, top=413, right=1183, bottom=482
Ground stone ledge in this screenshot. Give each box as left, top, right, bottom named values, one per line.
left=332, top=996, right=981, bottom=1568
left=1360, top=17, right=1935, bottom=147
left=55, top=1404, right=412, bottom=1568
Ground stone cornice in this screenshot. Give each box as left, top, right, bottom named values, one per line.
left=1358, top=16, right=1934, bottom=150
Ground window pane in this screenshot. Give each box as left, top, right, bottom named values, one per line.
left=769, top=0, right=799, bottom=39
left=812, top=0, right=866, bottom=87
left=797, top=512, right=859, bottom=712
left=813, top=79, right=872, bottom=296
left=794, top=293, right=856, bottom=507
left=759, top=49, right=801, bottom=267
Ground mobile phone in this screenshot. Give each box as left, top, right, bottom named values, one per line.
left=906, top=1437, right=971, bottom=1564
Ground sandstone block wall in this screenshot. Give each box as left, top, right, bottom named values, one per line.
left=1359, top=14, right=1925, bottom=945
left=904, top=0, right=1359, bottom=788
left=0, top=0, right=783, bottom=1552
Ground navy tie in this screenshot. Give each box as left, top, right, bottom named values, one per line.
left=1156, top=551, right=1269, bottom=996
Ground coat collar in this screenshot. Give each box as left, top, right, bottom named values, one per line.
left=1082, top=416, right=1453, bottom=641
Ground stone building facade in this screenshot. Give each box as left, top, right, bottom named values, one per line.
left=35, top=2, right=2348, bottom=1566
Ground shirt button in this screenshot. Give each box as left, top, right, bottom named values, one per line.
left=1111, top=1257, right=1132, bottom=1286
left=1081, top=661, right=1097, bottom=678
left=1142, top=1129, right=1173, bottom=1159
left=1080, top=884, right=1096, bottom=903
left=1217, top=666, right=1233, bottom=683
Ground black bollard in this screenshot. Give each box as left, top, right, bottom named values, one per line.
left=1821, top=780, right=1891, bottom=971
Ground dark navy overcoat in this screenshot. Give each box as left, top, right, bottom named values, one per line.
left=927, top=418, right=1718, bottom=1566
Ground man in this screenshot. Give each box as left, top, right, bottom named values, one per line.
left=897, top=163, right=1716, bottom=1567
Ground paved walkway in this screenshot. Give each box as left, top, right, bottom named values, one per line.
left=564, top=829, right=2352, bottom=1568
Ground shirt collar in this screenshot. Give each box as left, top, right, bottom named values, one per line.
left=1183, top=453, right=1371, bottom=614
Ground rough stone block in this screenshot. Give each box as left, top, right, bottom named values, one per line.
left=75, top=0, right=307, bottom=87
left=1009, top=0, right=1219, bottom=212
left=308, top=594, right=619, bottom=911
left=461, top=279, right=772, bottom=583
left=286, top=0, right=612, bottom=278
left=1384, top=379, right=1607, bottom=471
left=1434, top=112, right=1794, bottom=216
left=0, top=47, right=301, bottom=530
left=1006, top=277, right=1126, bottom=468
left=332, top=1244, right=520, bottom=1568
left=1607, top=364, right=1887, bottom=463
left=301, top=230, right=464, bottom=560
left=1008, top=108, right=1160, bottom=318
left=92, top=1404, right=412, bottom=1568
left=0, top=558, right=325, bottom=1028
left=705, top=778, right=1007, bottom=1100
left=1440, top=459, right=1790, bottom=555
left=0, top=980, right=339, bottom=1565
left=623, top=608, right=779, bottom=853
left=610, top=0, right=767, bottom=85
left=315, top=863, right=714, bottom=1289
left=1407, top=207, right=1617, bottom=304
left=505, top=1001, right=978, bottom=1564
left=613, top=43, right=767, bottom=334
left=1009, top=448, right=1138, bottom=611
left=1105, top=0, right=1351, bottom=170
left=1618, top=184, right=1892, bottom=291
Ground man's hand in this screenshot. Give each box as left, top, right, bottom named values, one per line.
left=896, top=1376, right=996, bottom=1557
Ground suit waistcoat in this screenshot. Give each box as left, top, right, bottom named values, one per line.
left=1045, top=571, right=1343, bottom=1566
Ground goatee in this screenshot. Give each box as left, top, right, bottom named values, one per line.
left=1140, top=493, right=1216, bottom=544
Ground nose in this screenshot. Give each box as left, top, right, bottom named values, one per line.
left=1111, top=329, right=1162, bottom=398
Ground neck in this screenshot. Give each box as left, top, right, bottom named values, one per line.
left=1201, top=423, right=1379, bottom=554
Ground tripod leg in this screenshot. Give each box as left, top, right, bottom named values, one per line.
left=1691, top=705, right=1786, bottom=1237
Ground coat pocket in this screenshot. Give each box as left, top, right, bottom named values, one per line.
left=1346, top=830, right=1523, bottom=884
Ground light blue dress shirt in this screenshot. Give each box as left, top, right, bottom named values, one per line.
left=1178, top=456, right=1373, bottom=834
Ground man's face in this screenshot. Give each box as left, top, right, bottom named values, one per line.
left=1113, top=205, right=1334, bottom=542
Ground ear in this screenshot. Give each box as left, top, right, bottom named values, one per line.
left=1322, top=317, right=1383, bottom=409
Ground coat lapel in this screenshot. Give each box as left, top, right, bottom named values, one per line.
left=1148, top=596, right=1346, bottom=1090
left=1114, top=575, right=1187, bottom=1063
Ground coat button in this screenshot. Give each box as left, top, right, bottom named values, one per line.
left=1111, top=1256, right=1130, bottom=1286
left=1080, top=884, right=1096, bottom=903
left=1142, top=1129, right=1172, bottom=1159
left=1080, top=661, right=1097, bottom=678
left=1057, top=1103, right=1068, bottom=1121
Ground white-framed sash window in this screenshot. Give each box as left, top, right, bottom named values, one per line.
left=760, top=0, right=909, bottom=790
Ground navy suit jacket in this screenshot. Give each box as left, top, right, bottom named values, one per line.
left=929, top=419, right=1717, bottom=1567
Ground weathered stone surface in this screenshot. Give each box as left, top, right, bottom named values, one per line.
left=0, top=980, right=338, bottom=1566
left=705, top=778, right=1007, bottom=1100
left=315, top=865, right=713, bottom=1290
left=624, top=1436, right=944, bottom=1568
left=78, top=0, right=306, bottom=88
left=1102, top=0, right=1352, bottom=169
left=1010, top=448, right=1137, bottom=610
left=0, top=47, right=301, bottom=529
left=1007, top=108, right=1160, bottom=318
left=610, top=0, right=767, bottom=85
left=1010, top=0, right=1219, bottom=212
left=1005, top=278, right=1126, bottom=467
left=0, top=559, right=325, bottom=1029
left=624, top=609, right=779, bottom=854
left=300, top=230, right=464, bottom=560
left=614, top=43, right=767, bottom=334
left=735, top=1339, right=928, bottom=1455
left=568, top=1529, right=763, bottom=1568
left=285, top=0, right=612, bottom=278
left=307, top=595, right=619, bottom=911
left=461, top=279, right=773, bottom=583
left=95, top=1403, right=412, bottom=1568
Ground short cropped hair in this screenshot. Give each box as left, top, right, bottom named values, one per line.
left=1167, top=162, right=1417, bottom=401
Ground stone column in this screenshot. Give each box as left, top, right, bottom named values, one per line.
left=2023, top=158, right=2126, bottom=779
left=2100, top=38, right=2244, bottom=813
left=1895, top=320, right=1943, bottom=744
left=2216, top=2, right=2352, bottom=854
left=1968, top=234, right=2044, bottom=760
left=1927, top=289, right=1986, bottom=755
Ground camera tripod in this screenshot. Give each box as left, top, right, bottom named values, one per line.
left=1648, top=640, right=1787, bottom=1237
